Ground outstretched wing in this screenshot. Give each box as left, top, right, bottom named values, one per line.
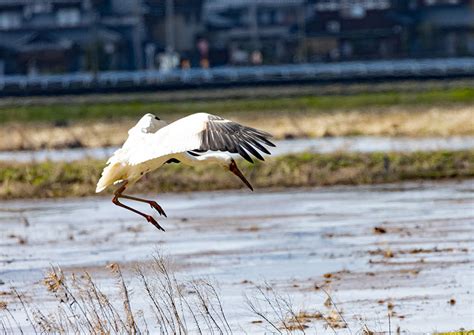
left=128, top=113, right=275, bottom=165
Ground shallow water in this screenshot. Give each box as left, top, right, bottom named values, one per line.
left=1, top=136, right=473, bottom=162
left=1, top=180, right=473, bottom=332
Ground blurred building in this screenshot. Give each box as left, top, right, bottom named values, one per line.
left=0, top=0, right=205, bottom=74
left=203, top=0, right=309, bottom=65
left=0, top=0, right=473, bottom=75
left=202, top=0, right=474, bottom=65
left=144, top=0, right=204, bottom=69
left=403, top=0, right=474, bottom=57
left=0, top=0, right=147, bottom=75
left=304, top=0, right=409, bottom=61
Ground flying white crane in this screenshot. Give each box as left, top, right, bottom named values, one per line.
left=96, top=112, right=275, bottom=231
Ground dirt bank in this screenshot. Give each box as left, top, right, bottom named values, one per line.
left=1, top=150, right=473, bottom=199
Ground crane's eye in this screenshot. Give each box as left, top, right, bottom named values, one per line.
left=154, top=116, right=160, bottom=120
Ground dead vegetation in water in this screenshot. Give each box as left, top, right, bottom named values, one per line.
left=245, top=283, right=356, bottom=333
left=0, top=254, right=398, bottom=335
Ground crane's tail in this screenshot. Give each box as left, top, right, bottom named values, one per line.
left=96, top=162, right=122, bottom=193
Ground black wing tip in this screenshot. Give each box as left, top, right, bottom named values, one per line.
left=266, top=140, right=276, bottom=147
left=233, top=143, right=252, bottom=163
left=243, top=156, right=254, bottom=164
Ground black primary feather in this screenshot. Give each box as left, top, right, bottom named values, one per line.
left=197, top=115, right=274, bottom=163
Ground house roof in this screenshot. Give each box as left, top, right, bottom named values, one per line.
left=418, top=6, right=474, bottom=28
left=50, top=27, right=122, bottom=46
left=0, top=32, right=73, bottom=52
left=0, top=27, right=121, bottom=53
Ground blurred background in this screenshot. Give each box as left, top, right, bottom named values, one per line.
left=0, top=0, right=474, bottom=94
left=0, top=1, right=474, bottom=334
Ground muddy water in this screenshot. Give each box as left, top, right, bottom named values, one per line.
left=0, top=180, right=473, bottom=332
left=1, top=136, right=473, bottom=162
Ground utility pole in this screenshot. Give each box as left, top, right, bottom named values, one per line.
left=165, top=0, right=175, bottom=52
left=132, top=0, right=144, bottom=69
left=298, top=1, right=307, bottom=63
left=250, top=1, right=259, bottom=51
left=92, top=9, right=99, bottom=81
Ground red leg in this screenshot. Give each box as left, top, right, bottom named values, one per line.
left=112, top=183, right=165, bottom=231
left=119, top=194, right=167, bottom=217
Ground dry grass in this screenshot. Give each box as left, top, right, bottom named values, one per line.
left=1, top=105, right=473, bottom=151
left=245, top=283, right=325, bottom=333
left=1, top=254, right=232, bottom=334
left=245, top=282, right=384, bottom=334
left=1, top=121, right=127, bottom=151
left=249, top=105, right=474, bottom=138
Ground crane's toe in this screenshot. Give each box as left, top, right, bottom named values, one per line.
left=145, top=215, right=165, bottom=231
left=149, top=201, right=167, bottom=217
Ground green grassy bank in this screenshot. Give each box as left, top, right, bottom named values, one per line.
left=1, top=150, right=473, bottom=200
left=1, top=87, right=474, bottom=124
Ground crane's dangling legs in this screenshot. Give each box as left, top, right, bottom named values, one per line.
left=112, top=182, right=166, bottom=231
left=119, top=194, right=167, bottom=217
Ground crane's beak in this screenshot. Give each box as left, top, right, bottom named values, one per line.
left=229, top=160, right=253, bottom=191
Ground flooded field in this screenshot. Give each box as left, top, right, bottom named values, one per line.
left=1, top=136, right=473, bottom=163
left=1, top=180, right=473, bottom=333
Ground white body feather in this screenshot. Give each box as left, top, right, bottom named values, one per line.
left=96, top=113, right=226, bottom=193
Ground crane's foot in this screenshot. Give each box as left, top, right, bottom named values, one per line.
left=145, top=215, right=165, bottom=231
left=149, top=201, right=167, bottom=217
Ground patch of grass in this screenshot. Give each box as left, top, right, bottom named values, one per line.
left=1, top=150, right=473, bottom=200
left=1, top=87, right=474, bottom=124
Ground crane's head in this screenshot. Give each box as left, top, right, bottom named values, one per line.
left=129, top=113, right=166, bottom=135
